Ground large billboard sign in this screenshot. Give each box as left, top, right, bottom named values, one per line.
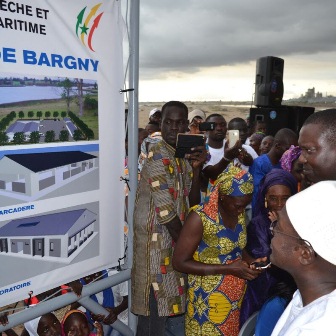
left=0, top=0, right=125, bottom=306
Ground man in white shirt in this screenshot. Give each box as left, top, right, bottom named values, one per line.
left=203, top=114, right=254, bottom=182
left=227, top=117, right=258, bottom=169
left=270, top=181, right=336, bottom=335
left=202, top=114, right=256, bottom=213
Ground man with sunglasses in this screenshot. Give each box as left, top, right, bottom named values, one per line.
left=269, top=181, right=336, bottom=335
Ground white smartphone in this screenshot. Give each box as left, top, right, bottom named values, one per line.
left=250, top=261, right=271, bottom=270
left=227, top=130, right=239, bottom=148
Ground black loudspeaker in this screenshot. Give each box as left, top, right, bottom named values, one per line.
left=249, top=106, right=315, bottom=136
left=254, top=56, right=284, bottom=107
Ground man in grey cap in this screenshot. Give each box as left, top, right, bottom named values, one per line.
left=187, top=109, right=206, bottom=134
left=269, top=180, right=336, bottom=335
left=148, top=108, right=162, bottom=124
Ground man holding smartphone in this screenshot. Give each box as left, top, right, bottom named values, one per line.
left=227, top=117, right=259, bottom=171
left=202, top=114, right=253, bottom=184
left=132, top=101, right=207, bottom=336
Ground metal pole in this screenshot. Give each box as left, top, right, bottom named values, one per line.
left=0, top=270, right=132, bottom=334
left=78, top=297, right=132, bottom=336
left=0, top=0, right=139, bottom=334
left=126, top=0, right=140, bottom=333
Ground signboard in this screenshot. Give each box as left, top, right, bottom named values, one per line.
left=0, top=0, right=125, bottom=306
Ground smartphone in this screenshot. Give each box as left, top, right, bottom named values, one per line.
left=174, top=134, right=204, bottom=158
left=227, top=130, right=239, bottom=148
left=199, top=122, right=215, bottom=131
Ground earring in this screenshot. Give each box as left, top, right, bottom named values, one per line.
left=264, top=198, right=268, bottom=208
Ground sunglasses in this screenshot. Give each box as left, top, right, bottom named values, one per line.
left=270, top=220, right=315, bottom=252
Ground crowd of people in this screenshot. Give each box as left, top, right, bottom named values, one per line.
left=132, top=103, right=336, bottom=336
left=1, top=104, right=336, bottom=336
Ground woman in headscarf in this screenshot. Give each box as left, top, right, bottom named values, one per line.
left=0, top=312, right=62, bottom=336
left=240, top=168, right=298, bottom=327
left=280, top=145, right=310, bottom=191
left=62, top=310, right=103, bottom=336
left=24, top=313, right=62, bottom=336
left=173, top=165, right=266, bottom=336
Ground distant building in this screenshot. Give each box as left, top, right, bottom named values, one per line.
left=305, top=87, right=315, bottom=99
left=289, top=87, right=335, bottom=104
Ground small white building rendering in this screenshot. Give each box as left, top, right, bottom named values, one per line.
left=0, top=208, right=97, bottom=262
left=0, top=151, right=98, bottom=197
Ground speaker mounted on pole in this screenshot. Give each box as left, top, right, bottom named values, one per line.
left=254, top=56, right=284, bottom=107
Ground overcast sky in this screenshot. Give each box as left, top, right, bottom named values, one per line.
left=128, top=0, right=336, bottom=102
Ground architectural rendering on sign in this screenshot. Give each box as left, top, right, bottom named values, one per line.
left=5, top=118, right=79, bottom=143
left=0, top=150, right=99, bottom=200
left=0, top=208, right=97, bottom=263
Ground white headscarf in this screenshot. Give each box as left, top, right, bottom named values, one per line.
left=24, top=316, right=42, bottom=336
left=286, top=180, right=336, bottom=265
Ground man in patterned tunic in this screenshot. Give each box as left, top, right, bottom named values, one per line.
left=132, top=101, right=207, bottom=336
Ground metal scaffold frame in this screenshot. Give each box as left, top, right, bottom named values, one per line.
left=0, top=0, right=140, bottom=334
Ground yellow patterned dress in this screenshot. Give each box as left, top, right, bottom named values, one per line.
left=185, top=205, right=247, bottom=336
